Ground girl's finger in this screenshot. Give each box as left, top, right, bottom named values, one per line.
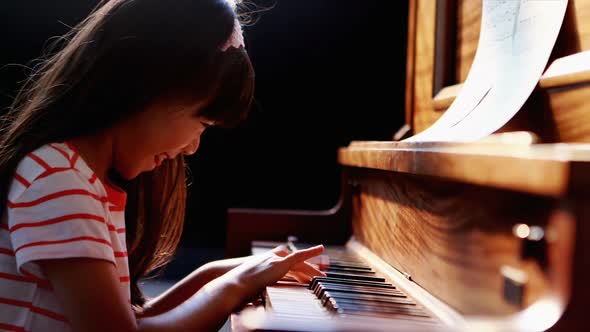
left=273, top=249, right=290, bottom=257
left=271, top=245, right=289, bottom=256
left=292, top=261, right=326, bottom=278
left=306, top=255, right=330, bottom=268
left=284, top=245, right=324, bottom=265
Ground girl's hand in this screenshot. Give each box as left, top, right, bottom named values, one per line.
left=227, top=245, right=326, bottom=301
left=270, top=245, right=329, bottom=283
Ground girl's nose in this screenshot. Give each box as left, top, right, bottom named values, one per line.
left=182, top=137, right=200, bottom=156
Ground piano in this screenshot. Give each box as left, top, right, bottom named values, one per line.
left=225, top=0, right=590, bottom=331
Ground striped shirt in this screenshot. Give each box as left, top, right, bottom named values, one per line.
left=0, top=142, right=130, bottom=332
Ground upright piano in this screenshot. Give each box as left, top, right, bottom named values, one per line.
left=226, top=0, right=590, bottom=330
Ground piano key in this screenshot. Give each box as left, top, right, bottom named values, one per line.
left=336, top=305, right=432, bottom=319
left=312, top=284, right=395, bottom=298
left=265, top=286, right=331, bottom=319
left=328, top=262, right=373, bottom=270
left=309, top=277, right=397, bottom=292
left=326, top=256, right=369, bottom=263
left=320, top=290, right=416, bottom=306
left=325, top=267, right=377, bottom=275
left=324, top=272, right=386, bottom=282
left=315, top=283, right=407, bottom=299
left=324, top=267, right=379, bottom=276
left=327, top=300, right=428, bottom=316
left=328, top=297, right=418, bottom=309
left=314, top=283, right=405, bottom=298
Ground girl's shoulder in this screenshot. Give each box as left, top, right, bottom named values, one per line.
left=10, top=142, right=97, bottom=200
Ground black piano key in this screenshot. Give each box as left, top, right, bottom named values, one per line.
left=311, top=280, right=397, bottom=293
left=315, top=284, right=406, bottom=299
left=315, top=283, right=405, bottom=297
left=328, top=256, right=363, bottom=261
left=330, top=298, right=418, bottom=309
left=326, top=302, right=427, bottom=318
left=325, top=270, right=379, bottom=278
left=327, top=266, right=374, bottom=272
left=328, top=262, right=372, bottom=270
left=325, top=267, right=376, bottom=275
left=308, top=279, right=397, bottom=290
left=336, top=305, right=432, bottom=318
left=321, top=291, right=416, bottom=306
left=309, top=276, right=395, bottom=290
left=328, top=258, right=366, bottom=264
left=324, top=272, right=385, bottom=282
left=329, top=300, right=428, bottom=315
left=313, top=283, right=401, bottom=298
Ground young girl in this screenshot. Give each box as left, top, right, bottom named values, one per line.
left=0, top=0, right=325, bottom=331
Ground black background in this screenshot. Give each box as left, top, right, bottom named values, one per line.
left=0, top=1, right=408, bottom=253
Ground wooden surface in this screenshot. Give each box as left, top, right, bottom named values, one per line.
left=432, top=83, right=462, bottom=111
left=455, top=0, right=479, bottom=83
left=546, top=196, right=590, bottom=331
left=540, top=51, right=590, bottom=88
left=349, top=167, right=555, bottom=316
left=404, top=0, right=417, bottom=127
left=225, top=204, right=351, bottom=258
left=338, top=141, right=590, bottom=197
left=570, top=0, right=590, bottom=50
left=546, top=83, right=590, bottom=142
left=410, top=0, right=439, bottom=134
left=225, top=173, right=352, bottom=257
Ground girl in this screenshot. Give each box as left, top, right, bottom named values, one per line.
left=0, top=0, right=325, bottom=331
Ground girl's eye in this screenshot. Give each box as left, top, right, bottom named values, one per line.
left=200, top=121, right=213, bottom=128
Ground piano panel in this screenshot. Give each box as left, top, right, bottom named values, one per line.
left=410, top=0, right=438, bottom=134
left=572, top=0, right=590, bottom=50
left=349, top=168, right=553, bottom=315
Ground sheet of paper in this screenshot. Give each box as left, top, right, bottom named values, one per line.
left=406, top=0, right=568, bottom=142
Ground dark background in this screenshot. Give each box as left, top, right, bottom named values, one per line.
left=0, top=0, right=408, bottom=270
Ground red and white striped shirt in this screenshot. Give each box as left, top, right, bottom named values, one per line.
left=0, top=142, right=130, bottom=331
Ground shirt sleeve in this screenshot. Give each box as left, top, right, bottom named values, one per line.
left=7, top=169, right=115, bottom=277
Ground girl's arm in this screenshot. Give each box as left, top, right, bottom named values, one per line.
left=139, top=256, right=252, bottom=317
left=40, top=245, right=324, bottom=332
left=141, top=245, right=308, bottom=317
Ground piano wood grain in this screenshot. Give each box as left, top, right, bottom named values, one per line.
left=349, top=168, right=554, bottom=315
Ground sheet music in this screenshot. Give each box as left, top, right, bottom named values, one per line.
left=406, top=0, right=568, bottom=142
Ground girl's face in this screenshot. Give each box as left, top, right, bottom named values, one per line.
left=112, top=98, right=214, bottom=179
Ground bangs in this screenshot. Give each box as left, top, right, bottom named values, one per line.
left=198, top=48, right=255, bottom=128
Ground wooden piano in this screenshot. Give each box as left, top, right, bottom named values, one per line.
left=226, top=0, right=590, bottom=330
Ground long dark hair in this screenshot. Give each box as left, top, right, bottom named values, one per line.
left=0, top=0, right=254, bottom=310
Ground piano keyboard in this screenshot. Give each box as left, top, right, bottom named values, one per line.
left=253, top=242, right=443, bottom=329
